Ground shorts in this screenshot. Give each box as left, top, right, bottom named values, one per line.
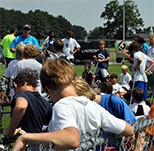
left=135, top=81, right=147, bottom=100
left=100, top=68, right=109, bottom=78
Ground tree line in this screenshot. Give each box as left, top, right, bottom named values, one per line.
left=0, top=7, right=87, bottom=40
left=0, top=0, right=153, bottom=41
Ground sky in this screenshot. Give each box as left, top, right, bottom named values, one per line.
left=0, top=0, right=154, bottom=32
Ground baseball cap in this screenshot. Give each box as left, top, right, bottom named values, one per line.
left=23, top=24, right=31, bottom=29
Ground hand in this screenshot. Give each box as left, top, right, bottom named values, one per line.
left=14, top=127, right=22, bottom=136
left=40, top=51, right=45, bottom=57
left=3, top=127, right=21, bottom=137
left=144, top=70, right=148, bottom=74
left=69, top=50, right=74, bottom=54
left=11, top=134, right=27, bottom=151
left=97, top=59, right=103, bottom=62
left=93, top=55, right=96, bottom=59
left=134, top=66, right=139, bottom=71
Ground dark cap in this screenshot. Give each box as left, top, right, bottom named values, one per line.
left=23, top=24, right=31, bottom=29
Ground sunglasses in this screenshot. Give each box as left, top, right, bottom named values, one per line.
left=23, top=28, right=30, bottom=31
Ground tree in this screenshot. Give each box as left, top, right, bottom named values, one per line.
left=100, top=0, right=144, bottom=39
left=71, top=25, right=87, bottom=39
left=88, top=27, right=105, bottom=39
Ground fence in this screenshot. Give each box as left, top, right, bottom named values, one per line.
left=38, top=116, right=154, bottom=151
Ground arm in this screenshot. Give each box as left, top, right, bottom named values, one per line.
left=40, top=50, right=45, bottom=57
left=97, top=56, right=110, bottom=62
left=120, top=121, right=134, bottom=137
left=3, top=97, right=28, bottom=137
left=12, top=127, right=79, bottom=151
left=134, top=57, right=142, bottom=71
left=70, top=47, right=81, bottom=54
left=145, top=59, right=154, bottom=74
left=10, top=47, right=16, bottom=53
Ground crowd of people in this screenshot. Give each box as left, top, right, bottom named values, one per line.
left=0, top=24, right=154, bottom=150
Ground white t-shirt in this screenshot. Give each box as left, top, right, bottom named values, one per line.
left=4, top=59, right=20, bottom=99
left=112, top=83, right=125, bottom=94
left=120, top=73, right=132, bottom=90
left=62, top=37, right=80, bottom=59
left=48, top=96, right=126, bottom=143
left=129, top=102, right=150, bottom=116
left=11, top=59, right=47, bottom=98
left=133, top=52, right=151, bottom=83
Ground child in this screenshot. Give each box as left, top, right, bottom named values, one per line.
left=120, top=65, right=132, bottom=91
left=134, top=34, right=140, bottom=42
left=62, top=30, right=81, bottom=61
left=75, top=79, right=137, bottom=150
left=11, top=44, right=47, bottom=99
left=2, top=72, right=52, bottom=149
left=3, top=44, right=25, bottom=100
left=137, top=37, right=149, bottom=55
left=93, top=40, right=110, bottom=81
left=82, top=62, right=93, bottom=86
left=12, top=58, right=134, bottom=151
left=128, top=42, right=154, bottom=101
left=39, top=31, right=55, bottom=56
left=75, top=76, right=96, bottom=100
left=49, top=39, right=69, bottom=62
left=129, top=88, right=150, bottom=117
left=110, top=73, right=126, bottom=98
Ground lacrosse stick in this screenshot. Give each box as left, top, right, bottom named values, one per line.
left=129, top=70, right=137, bottom=105
left=115, top=43, right=133, bottom=61
left=92, top=62, right=99, bottom=88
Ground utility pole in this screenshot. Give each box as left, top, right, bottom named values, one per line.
left=123, top=0, right=125, bottom=41
left=122, top=0, right=125, bottom=64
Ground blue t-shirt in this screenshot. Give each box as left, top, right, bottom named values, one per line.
left=142, top=43, right=149, bottom=54
left=96, top=94, right=137, bottom=150
left=10, top=35, right=40, bottom=49
left=96, top=49, right=110, bottom=69
left=99, top=94, right=137, bottom=125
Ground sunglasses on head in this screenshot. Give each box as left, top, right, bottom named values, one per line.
left=23, top=28, right=30, bottom=31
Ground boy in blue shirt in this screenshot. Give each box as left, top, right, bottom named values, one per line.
left=93, top=40, right=110, bottom=82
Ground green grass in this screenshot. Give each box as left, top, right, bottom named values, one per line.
left=108, top=48, right=116, bottom=62
left=74, top=63, right=131, bottom=83
left=0, top=65, right=11, bottom=133
left=0, top=65, right=6, bottom=78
